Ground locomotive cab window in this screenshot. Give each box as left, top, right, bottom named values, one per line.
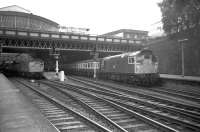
left=144, top=54, right=152, bottom=59
left=128, top=57, right=135, bottom=64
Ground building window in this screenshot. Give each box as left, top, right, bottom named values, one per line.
left=134, top=34, right=138, bottom=39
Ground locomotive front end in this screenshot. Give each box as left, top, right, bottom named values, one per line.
left=28, top=60, right=44, bottom=79
left=134, top=51, right=158, bottom=74
left=132, top=49, right=159, bottom=85
left=29, top=60, right=44, bottom=73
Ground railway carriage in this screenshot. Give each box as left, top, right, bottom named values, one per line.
left=64, top=60, right=100, bottom=78
left=64, top=49, right=159, bottom=86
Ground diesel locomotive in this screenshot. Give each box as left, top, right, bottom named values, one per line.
left=64, top=49, right=160, bottom=86
left=4, top=53, right=44, bottom=79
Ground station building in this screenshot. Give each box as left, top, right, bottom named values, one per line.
left=101, top=29, right=148, bottom=40
left=0, top=5, right=59, bottom=32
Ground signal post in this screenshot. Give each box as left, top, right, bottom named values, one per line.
left=90, top=45, right=99, bottom=79
left=49, top=47, right=60, bottom=75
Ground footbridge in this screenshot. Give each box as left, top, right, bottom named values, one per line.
left=0, top=27, right=144, bottom=53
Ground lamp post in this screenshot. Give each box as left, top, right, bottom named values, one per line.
left=178, top=38, right=188, bottom=77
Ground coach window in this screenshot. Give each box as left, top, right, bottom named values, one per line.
left=128, top=56, right=135, bottom=64
left=91, top=63, right=94, bottom=69
left=83, top=63, right=85, bottom=69
left=89, top=63, right=91, bottom=69
left=91, top=63, right=93, bottom=69
left=86, top=63, right=89, bottom=69
left=97, top=63, right=99, bottom=69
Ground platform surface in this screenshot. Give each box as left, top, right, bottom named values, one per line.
left=0, top=73, right=59, bottom=132
left=43, top=72, right=67, bottom=81
left=160, top=74, right=200, bottom=82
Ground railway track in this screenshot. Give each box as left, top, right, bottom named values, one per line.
left=11, top=78, right=123, bottom=132
left=147, top=88, right=200, bottom=103
left=69, top=76, right=200, bottom=111
left=71, top=76, right=200, bottom=102
left=58, top=76, right=200, bottom=131
left=148, top=84, right=200, bottom=103
left=39, top=79, right=176, bottom=132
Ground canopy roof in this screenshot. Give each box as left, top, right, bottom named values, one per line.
left=0, top=5, right=31, bottom=14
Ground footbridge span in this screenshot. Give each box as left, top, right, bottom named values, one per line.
left=0, top=27, right=144, bottom=53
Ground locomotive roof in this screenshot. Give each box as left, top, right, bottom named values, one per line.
left=103, top=49, right=153, bottom=60
left=70, top=49, right=153, bottom=64
left=74, top=59, right=100, bottom=64
left=103, top=50, right=141, bottom=60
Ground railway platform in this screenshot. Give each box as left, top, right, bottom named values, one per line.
left=43, top=72, right=67, bottom=81
left=160, top=74, right=200, bottom=82
left=0, top=73, right=59, bottom=132
left=43, top=72, right=59, bottom=80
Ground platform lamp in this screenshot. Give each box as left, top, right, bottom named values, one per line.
left=49, top=46, right=60, bottom=75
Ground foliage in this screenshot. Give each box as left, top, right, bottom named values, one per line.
left=158, top=0, right=200, bottom=37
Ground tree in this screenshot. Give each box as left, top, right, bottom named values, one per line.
left=158, top=0, right=200, bottom=37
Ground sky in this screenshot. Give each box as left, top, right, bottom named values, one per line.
left=1, top=0, right=163, bottom=35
